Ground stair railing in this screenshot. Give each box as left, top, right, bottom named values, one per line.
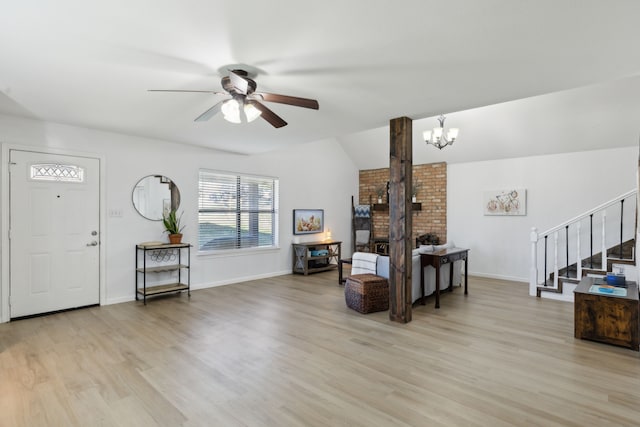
left=529, top=189, right=637, bottom=296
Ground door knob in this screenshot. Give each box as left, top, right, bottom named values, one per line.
left=86, top=241, right=98, bottom=247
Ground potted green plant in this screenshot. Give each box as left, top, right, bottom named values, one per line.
left=163, top=209, right=185, bottom=244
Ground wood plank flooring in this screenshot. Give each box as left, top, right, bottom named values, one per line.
left=2, top=272, right=640, bottom=426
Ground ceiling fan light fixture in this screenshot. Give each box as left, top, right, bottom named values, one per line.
left=221, top=98, right=262, bottom=124
left=151, top=68, right=318, bottom=128
left=221, top=99, right=241, bottom=123
left=244, top=103, right=262, bottom=123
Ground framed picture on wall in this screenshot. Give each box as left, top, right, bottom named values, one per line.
left=293, top=209, right=324, bottom=235
left=484, top=189, right=527, bottom=215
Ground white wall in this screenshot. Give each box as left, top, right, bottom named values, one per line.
left=448, top=146, right=637, bottom=282
left=0, top=114, right=358, bottom=320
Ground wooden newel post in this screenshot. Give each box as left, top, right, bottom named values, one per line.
left=529, top=227, right=538, bottom=297
left=389, top=117, right=413, bottom=323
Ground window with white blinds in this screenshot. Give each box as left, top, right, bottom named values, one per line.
left=198, top=170, right=279, bottom=251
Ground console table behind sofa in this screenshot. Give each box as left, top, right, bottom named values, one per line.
left=344, top=247, right=465, bottom=306
left=419, top=248, right=469, bottom=309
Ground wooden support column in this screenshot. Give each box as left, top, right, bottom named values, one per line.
left=389, top=117, right=412, bottom=323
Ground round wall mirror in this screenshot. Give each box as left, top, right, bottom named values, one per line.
left=132, top=175, right=181, bottom=221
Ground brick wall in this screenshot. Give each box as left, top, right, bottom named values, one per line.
left=358, top=162, right=447, bottom=244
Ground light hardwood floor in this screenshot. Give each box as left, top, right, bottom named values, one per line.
left=1, top=272, right=640, bottom=426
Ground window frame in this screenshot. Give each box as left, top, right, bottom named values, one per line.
left=198, top=169, right=279, bottom=253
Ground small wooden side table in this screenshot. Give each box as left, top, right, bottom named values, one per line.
left=574, top=277, right=639, bottom=351
left=292, top=241, right=341, bottom=275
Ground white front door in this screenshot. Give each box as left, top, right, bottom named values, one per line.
left=9, top=150, right=100, bottom=318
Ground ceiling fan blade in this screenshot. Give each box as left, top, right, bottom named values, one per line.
left=194, top=101, right=224, bottom=122
left=228, top=70, right=249, bottom=95
left=148, top=89, right=226, bottom=95
left=253, top=92, right=319, bottom=110
left=249, top=100, right=287, bottom=128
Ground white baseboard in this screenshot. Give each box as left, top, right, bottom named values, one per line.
left=103, top=270, right=291, bottom=306
left=193, top=270, right=291, bottom=290
left=469, top=271, right=528, bottom=284
left=103, top=295, right=134, bottom=305
left=539, top=291, right=574, bottom=303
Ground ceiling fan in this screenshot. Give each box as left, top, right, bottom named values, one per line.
left=149, top=69, right=319, bottom=128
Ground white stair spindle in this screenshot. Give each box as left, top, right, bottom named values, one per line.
left=576, top=222, right=582, bottom=279
left=602, top=211, right=607, bottom=271
left=553, top=231, right=559, bottom=290
left=529, top=227, right=538, bottom=296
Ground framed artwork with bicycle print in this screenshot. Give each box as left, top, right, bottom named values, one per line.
left=484, top=189, right=526, bottom=216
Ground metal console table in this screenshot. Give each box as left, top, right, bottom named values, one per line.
left=136, top=243, right=191, bottom=305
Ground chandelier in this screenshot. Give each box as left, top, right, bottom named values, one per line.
left=423, top=114, right=459, bottom=150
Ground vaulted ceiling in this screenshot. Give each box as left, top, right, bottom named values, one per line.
left=2, top=1, right=640, bottom=156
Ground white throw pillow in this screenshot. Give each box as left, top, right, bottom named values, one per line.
left=418, top=245, right=434, bottom=253
left=434, top=242, right=456, bottom=251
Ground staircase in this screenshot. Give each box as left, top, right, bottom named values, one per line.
left=529, top=190, right=637, bottom=302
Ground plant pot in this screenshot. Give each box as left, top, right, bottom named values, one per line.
left=412, top=196, right=417, bottom=203
left=377, top=197, right=383, bottom=204
left=168, top=233, right=183, bottom=244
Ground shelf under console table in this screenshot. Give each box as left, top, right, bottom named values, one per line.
left=292, top=240, right=342, bottom=275
left=135, top=243, right=191, bottom=305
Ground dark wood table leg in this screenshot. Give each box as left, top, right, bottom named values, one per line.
left=420, top=260, right=426, bottom=305
left=435, top=263, right=441, bottom=309
left=449, top=262, right=454, bottom=291
left=464, top=256, right=468, bottom=295
left=338, top=258, right=352, bottom=286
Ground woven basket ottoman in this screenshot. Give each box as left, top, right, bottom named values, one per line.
left=345, top=273, right=389, bottom=314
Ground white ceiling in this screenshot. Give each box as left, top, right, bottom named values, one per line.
left=341, top=75, right=640, bottom=170
left=2, top=1, right=640, bottom=155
